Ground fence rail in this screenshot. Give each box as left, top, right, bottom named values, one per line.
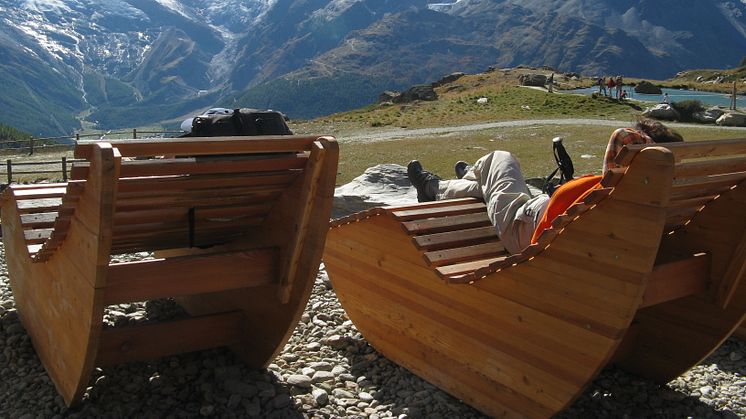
left=0, top=129, right=182, bottom=155
left=2, top=157, right=88, bottom=183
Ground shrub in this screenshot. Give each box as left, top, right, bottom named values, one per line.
left=670, top=100, right=705, bottom=122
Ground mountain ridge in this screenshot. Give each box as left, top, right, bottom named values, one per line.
left=0, top=0, right=744, bottom=135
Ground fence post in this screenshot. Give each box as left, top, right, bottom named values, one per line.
left=62, top=157, right=68, bottom=182
left=733, top=82, right=738, bottom=111
left=6, top=159, right=11, bottom=184
left=133, top=128, right=137, bottom=139
left=29, top=138, right=34, bottom=155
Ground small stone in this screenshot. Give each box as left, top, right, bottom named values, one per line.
left=271, top=394, right=291, bottom=409
left=301, top=367, right=316, bottom=376
left=305, top=342, right=322, bottom=351
left=199, top=405, right=215, bottom=416
left=730, top=352, right=743, bottom=362
left=324, top=334, right=348, bottom=349
left=332, top=388, right=355, bottom=399
left=331, top=365, right=346, bottom=376
left=312, top=371, right=335, bottom=383
left=359, top=391, right=374, bottom=402
left=310, top=362, right=333, bottom=371
left=312, top=388, right=329, bottom=406
left=287, top=374, right=312, bottom=388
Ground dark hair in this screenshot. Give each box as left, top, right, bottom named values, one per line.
left=634, top=118, right=684, bottom=143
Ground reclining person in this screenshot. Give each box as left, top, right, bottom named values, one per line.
left=407, top=118, right=683, bottom=255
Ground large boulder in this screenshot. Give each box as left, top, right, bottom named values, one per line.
left=716, top=111, right=746, bottom=127
left=693, top=106, right=727, bottom=124
left=642, top=104, right=680, bottom=121
left=518, top=73, right=547, bottom=87
left=635, top=80, right=662, bottom=94
left=393, top=85, right=438, bottom=103
left=432, top=72, right=465, bottom=88
left=332, top=164, right=416, bottom=219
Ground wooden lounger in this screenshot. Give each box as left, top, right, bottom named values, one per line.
left=1, top=135, right=338, bottom=405
left=323, top=138, right=746, bottom=418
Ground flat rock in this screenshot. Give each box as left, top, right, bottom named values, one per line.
left=333, top=164, right=416, bottom=218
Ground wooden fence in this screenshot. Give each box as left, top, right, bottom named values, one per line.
left=0, top=129, right=181, bottom=184
left=2, top=157, right=86, bottom=184
left=0, top=129, right=181, bottom=155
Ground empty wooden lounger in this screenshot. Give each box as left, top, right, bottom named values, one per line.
left=323, top=138, right=746, bottom=418
left=0, top=135, right=338, bottom=405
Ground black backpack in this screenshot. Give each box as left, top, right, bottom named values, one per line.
left=542, top=137, right=574, bottom=196
left=187, top=108, right=293, bottom=137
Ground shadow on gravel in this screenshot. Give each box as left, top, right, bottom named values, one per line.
left=0, top=307, right=306, bottom=418
left=2, top=294, right=745, bottom=418
left=341, top=334, right=744, bottom=419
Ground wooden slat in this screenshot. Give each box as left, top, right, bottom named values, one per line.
left=75, top=135, right=320, bottom=159
left=12, top=187, right=67, bottom=199
left=402, top=212, right=491, bottom=235
left=424, top=241, right=507, bottom=266
left=640, top=253, right=711, bottom=309
left=669, top=175, right=744, bottom=201
left=615, top=138, right=746, bottom=166
left=413, top=226, right=498, bottom=251
left=20, top=212, right=58, bottom=227
left=104, top=249, right=277, bottom=304
left=17, top=202, right=61, bottom=214
left=385, top=197, right=481, bottom=212
left=24, top=228, right=53, bottom=244
left=111, top=203, right=272, bottom=226
left=278, top=141, right=326, bottom=303
left=8, top=182, right=68, bottom=190
left=71, top=155, right=307, bottom=179
left=96, top=311, right=245, bottom=366
left=392, top=202, right=487, bottom=222
left=435, top=256, right=508, bottom=277
left=115, top=172, right=298, bottom=194
left=114, top=192, right=281, bottom=212
left=674, top=157, right=746, bottom=178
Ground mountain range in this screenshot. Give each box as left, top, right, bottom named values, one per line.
left=1, top=0, right=745, bottom=136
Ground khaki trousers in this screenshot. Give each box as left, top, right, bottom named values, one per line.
left=437, top=151, right=549, bottom=254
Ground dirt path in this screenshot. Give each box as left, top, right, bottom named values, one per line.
left=342, top=118, right=746, bottom=142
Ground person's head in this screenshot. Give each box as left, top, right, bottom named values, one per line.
left=634, top=118, right=683, bottom=143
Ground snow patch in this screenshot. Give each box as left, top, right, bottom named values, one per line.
left=23, top=0, right=71, bottom=14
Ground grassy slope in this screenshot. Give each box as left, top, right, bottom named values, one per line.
left=5, top=69, right=744, bottom=185
left=292, top=68, right=743, bottom=184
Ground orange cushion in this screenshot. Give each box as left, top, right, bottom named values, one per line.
left=530, top=175, right=602, bottom=244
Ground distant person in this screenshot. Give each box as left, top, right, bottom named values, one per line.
left=616, top=76, right=623, bottom=98
left=407, top=118, right=683, bottom=255
left=607, top=77, right=616, bottom=98
left=662, top=92, right=670, bottom=104
left=598, top=77, right=607, bottom=96
left=620, top=90, right=628, bottom=100
left=547, top=73, right=554, bottom=93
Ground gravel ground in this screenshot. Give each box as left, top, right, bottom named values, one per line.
left=1, top=244, right=745, bottom=418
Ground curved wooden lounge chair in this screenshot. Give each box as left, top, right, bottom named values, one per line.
left=1, top=135, right=338, bottom=405
left=324, top=138, right=746, bottom=418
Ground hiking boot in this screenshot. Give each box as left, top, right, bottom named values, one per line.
left=407, top=160, right=440, bottom=202
left=454, top=161, right=471, bottom=179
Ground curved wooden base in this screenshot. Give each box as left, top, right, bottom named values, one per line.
left=3, top=198, right=104, bottom=402
left=615, top=180, right=746, bottom=382
left=325, top=148, right=678, bottom=418
left=1, top=137, right=339, bottom=405
left=325, top=144, right=746, bottom=417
